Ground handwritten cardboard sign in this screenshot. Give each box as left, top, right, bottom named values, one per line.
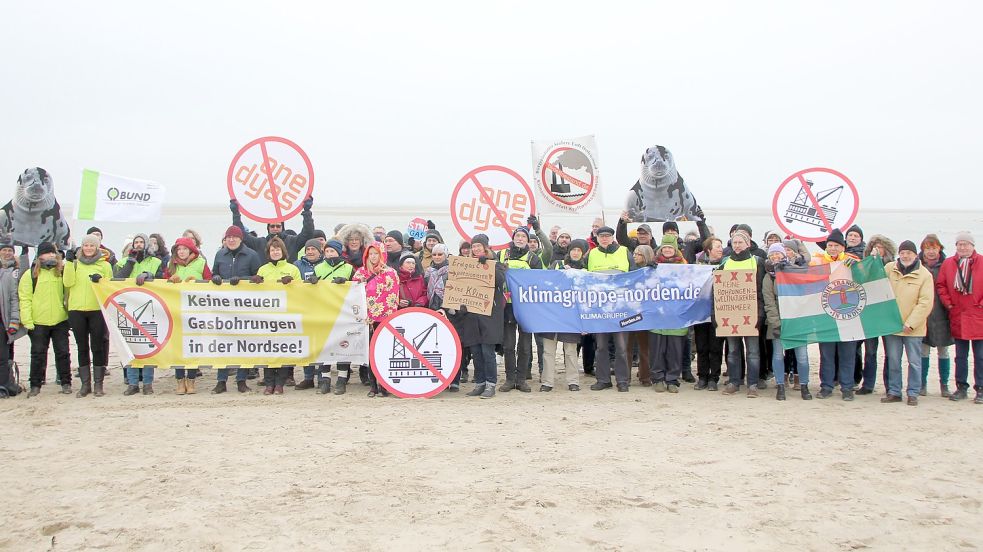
left=713, top=269, right=758, bottom=337
left=443, top=256, right=496, bottom=316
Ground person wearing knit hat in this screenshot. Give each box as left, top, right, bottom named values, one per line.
left=883, top=238, right=934, bottom=405
left=918, top=233, right=954, bottom=397
left=767, top=242, right=786, bottom=258
left=761, top=240, right=813, bottom=400
left=550, top=228, right=573, bottom=265
left=585, top=220, right=633, bottom=392
left=62, top=233, right=115, bottom=398
left=650, top=233, right=688, bottom=393
left=229, top=196, right=316, bottom=262
left=471, top=233, right=490, bottom=249
left=383, top=230, right=407, bottom=270
left=21, top=242, right=71, bottom=398
left=114, top=232, right=164, bottom=288
left=720, top=227, right=767, bottom=398
left=498, top=223, right=543, bottom=393
left=936, top=230, right=983, bottom=402
left=295, top=238, right=326, bottom=281
left=662, top=221, right=679, bottom=236
left=453, top=234, right=506, bottom=399
left=541, top=236, right=587, bottom=392
left=419, top=229, right=445, bottom=271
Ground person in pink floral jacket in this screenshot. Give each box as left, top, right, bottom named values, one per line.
left=351, top=241, right=399, bottom=397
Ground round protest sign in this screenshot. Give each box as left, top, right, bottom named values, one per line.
left=407, top=217, right=428, bottom=241
left=369, top=307, right=462, bottom=398
left=772, top=167, right=859, bottom=242
left=102, top=287, right=173, bottom=359
left=534, top=142, right=599, bottom=211
left=450, top=165, right=536, bottom=251
left=227, top=136, right=315, bottom=224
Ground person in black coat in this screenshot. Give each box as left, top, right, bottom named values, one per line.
left=230, top=197, right=315, bottom=260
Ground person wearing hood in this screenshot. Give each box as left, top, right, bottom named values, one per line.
left=649, top=236, right=689, bottom=393
left=114, top=233, right=165, bottom=281
left=254, top=237, right=301, bottom=395
left=210, top=226, right=263, bottom=394
left=453, top=234, right=506, bottom=399
left=20, top=243, right=71, bottom=397
left=918, top=234, right=953, bottom=397
left=694, top=237, right=725, bottom=391
left=230, top=196, right=315, bottom=260
left=498, top=225, right=544, bottom=393
left=882, top=240, right=934, bottom=406
left=339, top=223, right=373, bottom=271
left=586, top=225, right=634, bottom=392
left=397, top=253, right=427, bottom=309
left=723, top=223, right=766, bottom=260
left=718, top=229, right=766, bottom=398
left=628, top=244, right=656, bottom=386
left=0, top=241, right=26, bottom=397
left=541, top=238, right=589, bottom=392
left=550, top=228, right=572, bottom=266
left=349, top=241, right=399, bottom=397
left=63, top=234, right=114, bottom=398
left=811, top=228, right=861, bottom=400
left=85, top=226, right=118, bottom=266
left=295, top=229, right=327, bottom=261
left=662, top=210, right=711, bottom=264
left=856, top=234, right=897, bottom=395
left=762, top=243, right=812, bottom=400
left=162, top=236, right=212, bottom=394
left=384, top=230, right=409, bottom=270
left=936, top=232, right=983, bottom=403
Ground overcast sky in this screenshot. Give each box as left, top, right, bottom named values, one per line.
left=3, top=1, right=981, bottom=211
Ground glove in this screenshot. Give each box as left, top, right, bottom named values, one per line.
left=229, top=199, right=239, bottom=213
left=168, top=275, right=182, bottom=283
left=7, top=323, right=19, bottom=335
left=477, top=256, right=488, bottom=265
left=64, top=248, right=76, bottom=262
left=230, top=276, right=240, bottom=286
left=250, top=275, right=264, bottom=284
left=280, top=275, right=293, bottom=284
left=211, top=275, right=223, bottom=286
left=331, top=277, right=347, bottom=284
left=135, top=273, right=147, bottom=286
left=303, top=196, right=313, bottom=211
left=89, top=273, right=102, bottom=283
left=695, top=205, right=706, bottom=220
left=527, top=215, right=540, bottom=231
left=126, top=256, right=137, bottom=265
left=306, top=273, right=319, bottom=284
left=426, top=219, right=436, bottom=230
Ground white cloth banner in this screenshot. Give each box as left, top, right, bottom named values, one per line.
left=530, top=135, right=603, bottom=215
left=74, top=169, right=165, bottom=222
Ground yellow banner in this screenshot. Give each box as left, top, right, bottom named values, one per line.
left=92, top=280, right=369, bottom=368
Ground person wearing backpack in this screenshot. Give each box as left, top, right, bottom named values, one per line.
left=0, top=241, right=27, bottom=397
left=20, top=242, right=71, bottom=397
left=63, top=234, right=115, bottom=397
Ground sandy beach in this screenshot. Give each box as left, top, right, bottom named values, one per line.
left=1, top=341, right=981, bottom=552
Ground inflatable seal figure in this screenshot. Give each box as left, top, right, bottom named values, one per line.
left=624, top=146, right=701, bottom=222
left=0, top=167, right=72, bottom=248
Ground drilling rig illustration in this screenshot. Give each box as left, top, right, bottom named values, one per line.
left=388, top=323, right=442, bottom=383
left=784, top=179, right=844, bottom=229
left=115, top=298, right=159, bottom=347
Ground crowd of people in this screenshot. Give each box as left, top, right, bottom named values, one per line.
left=2, top=197, right=981, bottom=406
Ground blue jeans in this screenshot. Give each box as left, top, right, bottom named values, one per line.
left=884, top=334, right=922, bottom=398
left=471, top=344, right=497, bottom=385
left=819, top=341, right=858, bottom=392
left=954, top=339, right=983, bottom=391
left=127, top=367, right=155, bottom=385
left=175, top=369, right=198, bottom=379
left=216, top=368, right=248, bottom=382
left=771, top=338, right=809, bottom=386
left=303, top=365, right=316, bottom=381
left=726, top=336, right=760, bottom=387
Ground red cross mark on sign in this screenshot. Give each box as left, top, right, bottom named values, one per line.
left=721, top=318, right=730, bottom=327
left=369, top=308, right=462, bottom=399
left=730, top=272, right=739, bottom=281
left=772, top=167, right=860, bottom=243
left=714, top=274, right=723, bottom=284
left=745, top=273, right=755, bottom=282
left=743, top=315, right=752, bottom=326
left=102, top=287, right=173, bottom=360
left=731, top=325, right=740, bottom=334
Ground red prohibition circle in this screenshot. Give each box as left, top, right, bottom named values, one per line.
left=226, top=136, right=315, bottom=224
left=539, top=146, right=595, bottom=207
left=368, top=307, right=462, bottom=399
left=449, top=165, right=537, bottom=252
left=771, top=167, right=860, bottom=243
left=102, top=287, right=174, bottom=360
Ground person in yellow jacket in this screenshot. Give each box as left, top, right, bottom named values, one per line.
left=20, top=242, right=71, bottom=397
left=882, top=240, right=935, bottom=405
left=63, top=234, right=114, bottom=398
left=254, top=237, right=301, bottom=394
left=586, top=226, right=634, bottom=392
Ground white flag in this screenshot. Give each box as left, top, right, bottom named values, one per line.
left=74, top=169, right=165, bottom=222
left=530, top=135, right=603, bottom=215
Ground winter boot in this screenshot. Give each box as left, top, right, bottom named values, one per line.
left=60, top=383, right=72, bottom=394
left=920, top=356, right=930, bottom=395
left=237, top=380, right=251, bottom=393
left=318, top=379, right=331, bottom=394
left=142, top=384, right=154, bottom=395
left=334, top=377, right=348, bottom=395
left=480, top=384, right=495, bottom=399
left=28, top=386, right=41, bottom=397
left=359, top=365, right=370, bottom=386
left=274, top=385, right=284, bottom=395
left=695, top=377, right=708, bottom=390
left=516, top=379, right=532, bottom=392
left=800, top=384, right=813, bottom=400
left=175, top=378, right=187, bottom=396
left=498, top=377, right=514, bottom=392
left=123, top=384, right=140, bottom=396
left=467, top=383, right=486, bottom=397
left=939, top=357, right=952, bottom=397
left=792, top=374, right=801, bottom=391
left=76, top=366, right=92, bottom=398
left=93, top=366, right=106, bottom=397
left=186, top=378, right=197, bottom=394
left=776, top=384, right=786, bottom=401
left=295, top=379, right=315, bottom=390
left=211, top=381, right=227, bottom=394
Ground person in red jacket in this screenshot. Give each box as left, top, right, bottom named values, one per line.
left=936, top=231, right=983, bottom=403
left=397, top=252, right=427, bottom=309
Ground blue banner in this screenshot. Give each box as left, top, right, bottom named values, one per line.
left=506, top=265, right=714, bottom=334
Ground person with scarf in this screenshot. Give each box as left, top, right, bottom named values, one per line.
left=541, top=239, right=589, bottom=392
left=524, top=215, right=553, bottom=381
left=498, top=226, right=544, bottom=393
left=230, top=196, right=315, bottom=260
left=719, top=229, right=766, bottom=398
left=115, top=233, right=164, bottom=282
left=919, top=234, right=954, bottom=397
left=418, top=226, right=443, bottom=270
left=0, top=241, right=26, bottom=396
left=397, top=253, right=427, bottom=310
left=648, top=236, right=690, bottom=393
left=882, top=240, right=934, bottom=406
left=845, top=224, right=867, bottom=260
left=295, top=238, right=326, bottom=281
left=936, top=232, right=983, bottom=403
left=163, top=236, right=212, bottom=394
left=348, top=241, right=399, bottom=397
left=338, top=223, right=372, bottom=271
left=586, top=225, right=634, bottom=392
left=811, top=228, right=861, bottom=400
left=84, top=226, right=118, bottom=266
left=20, top=242, right=71, bottom=397
left=384, top=230, right=409, bottom=270
left=694, top=237, right=725, bottom=391
left=628, top=244, right=656, bottom=386
left=254, top=237, right=301, bottom=394
left=147, top=233, right=170, bottom=268
left=424, top=244, right=462, bottom=391
left=549, top=228, right=572, bottom=265
left=63, top=234, right=114, bottom=398
left=453, top=234, right=506, bottom=399
left=762, top=243, right=812, bottom=400
left=853, top=234, right=897, bottom=395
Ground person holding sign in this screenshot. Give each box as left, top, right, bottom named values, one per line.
left=230, top=197, right=315, bottom=261
left=762, top=244, right=812, bottom=400
left=541, top=239, right=589, bottom=392
left=498, top=226, right=544, bottom=393
left=649, top=236, right=689, bottom=393
left=163, top=236, right=212, bottom=394
left=586, top=226, right=634, bottom=392
left=255, top=237, right=302, bottom=395
left=719, top=229, right=765, bottom=398
left=811, top=229, right=861, bottom=401
left=456, top=234, right=506, bottom=399
left=349, top=242, right=399, bottom=398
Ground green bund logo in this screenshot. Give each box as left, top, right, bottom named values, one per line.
left=106, top=187, right=120, bottom=200
left=105, top=187, right=151, bottom=202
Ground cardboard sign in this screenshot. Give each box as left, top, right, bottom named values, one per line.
left=369, top=308, right=462, bottom=398
left=713, top=269, right=759, bottom=336
left=227, top=136, right=315, bottom=223
left=442, top=256, right=496, bottom=316
left=449, top=165, right=536, bottom=251
left=772, top=167, right=860, bottom=243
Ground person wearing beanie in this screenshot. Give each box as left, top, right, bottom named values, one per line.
left=810, top=228, right=858, bottom=266
left=718, top=228, right=767, bottom=398
left=882, top=239, right=934, bottom=405
left=918, top=234, right=953, bottom=397
left=647, top=235, right=689, bottom=393
left=397, top=252, right=427, bottom=310
left=523, top=220, right=555, bottom=380
left=384, top=230, right=408, bottom=270
left=62, top=234, right=115, bottom=398
left=160, top=236, right=212, bottom=393
left=295, top=229, right=328, bottom=261
left=845, top=224, right=866, bottom=259
left=936, top=232, right=983, bottom=403
left=540, top=238, right=587, bottom=393
left=761, top=241, right=813, bottom=400
left=782, top=239, right=809, bottom=267
left=0, top=238, right=25, bottom=396
left=692, top=237, right=726, bottom=391
left=350, top=241, right=399, bottom=398
left=497, top=224, right=543, bottom=393
left=20, top=243, right=71, bottom=397
left=295, top=238, right=326, bottom=281
left=418, top=229, right=444, bottom=270
left=209, top=224, right=263, bottom=394
left=585, top=224, right=634, bottom=392
left=723, top=223, right=767, bottom=260
left=229, top=196, right=316, bottom=260
left=424, top=243, right=462, bottom=391
left=550, top=228, right=574, bottom=265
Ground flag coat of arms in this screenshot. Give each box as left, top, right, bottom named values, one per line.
left=776, top=257, right=903, bottom=349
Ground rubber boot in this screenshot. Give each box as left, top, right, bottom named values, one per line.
left=93, top=366, right=106, bottom=397
left=939, top=357, right=952, bottom=397
left=76, top=366, right=92, bottom=398
left=920, top=356, right=930, bottom=396
left=334, top=377, right=348, bottom=396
